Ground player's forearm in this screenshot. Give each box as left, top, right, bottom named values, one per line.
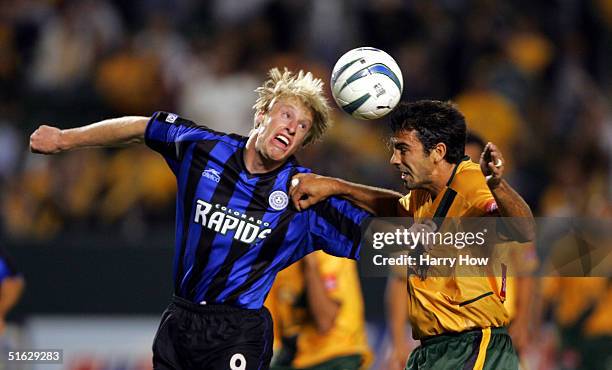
left=0, top=277, right=24, bottom=315
left=331, top=178, right=402, bottom=216
left=386, top=276, right=408, bottom=348
left=303, top=261, right=339, bottom=334
left=490, top=180, right=536, bottom=242
left=59, top=116, right=149, bottom=151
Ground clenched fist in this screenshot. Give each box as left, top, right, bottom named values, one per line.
left=30, top=125, right=63, bottom=154
left=289, top=173, right=338, bottom=211
left=480, top=142, right=505, bottom=188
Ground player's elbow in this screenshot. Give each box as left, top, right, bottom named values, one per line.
left=313, top=315, right=337, bottom=335
left=517, top=217, right=536, bottom=243
left=499, top=215, right=536, bottom=243
left=518, top=230, right=535, bottom=243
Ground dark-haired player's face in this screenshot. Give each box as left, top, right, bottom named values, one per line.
left=390, top=130, right=435, bottom=190
left=255, top=97, right=313, bottom=163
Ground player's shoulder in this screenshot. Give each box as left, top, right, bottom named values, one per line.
left=290, top=159, right=312, bottom=175
left=151, top=111, right=247, bottom=147
left=451, top=160, right=488, bottom=195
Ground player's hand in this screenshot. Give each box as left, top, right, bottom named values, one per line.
left=480, top=142, right=504, bottom=188
left=30, top=125, right=64, bottom=154
left=289, top=173, right=338, bottom=211
left=408, top=220, right=437, bottom=251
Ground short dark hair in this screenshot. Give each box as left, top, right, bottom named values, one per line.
left=388, top=100, right=467, bottom=164
left=466, top=131, right=486, bottom=152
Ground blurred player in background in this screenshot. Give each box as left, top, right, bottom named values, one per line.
left=384, top=256, right=412, bottom=370
left=0, top=244, right=25, bottom=366
left=266, top=251, right=372, bottom=370
left=540, top=277, right=612, bottom=369
left=0, top=246, right=24, bottom=336
left=29, top=68, right=383, bottom=370
left=290, top=100, right=535, bottom=369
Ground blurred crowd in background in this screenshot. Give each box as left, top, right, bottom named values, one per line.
left=0, top=0, right=611, bottom=369
left=1, top=0, right=611, bottom=240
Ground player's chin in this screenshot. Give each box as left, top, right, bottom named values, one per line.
left=402, top=180, right=417, bottom=190
left=268, top=147, right=293, bottom=162
left=275, top=144, right=299, bottom=158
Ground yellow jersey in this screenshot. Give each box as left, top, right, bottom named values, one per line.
left=398, top=159, right=510, bottom=339
left=265, top=251, right=372, bottom=368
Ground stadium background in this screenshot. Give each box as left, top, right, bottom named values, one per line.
left=0, top=0, right=611, bottom=369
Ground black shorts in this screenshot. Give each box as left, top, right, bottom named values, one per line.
left=153, top=295, right=274, bottom=370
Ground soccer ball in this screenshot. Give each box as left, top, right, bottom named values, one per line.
left=330, top=47, right=403, bottom=120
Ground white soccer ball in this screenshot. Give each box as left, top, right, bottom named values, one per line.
left=330, top=47, right=403, bottom=120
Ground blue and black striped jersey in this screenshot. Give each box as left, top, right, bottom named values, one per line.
left=145, top=112, right=370, bottom=309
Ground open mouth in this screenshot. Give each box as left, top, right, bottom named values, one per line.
left=274, top=134, right=291, bottom=149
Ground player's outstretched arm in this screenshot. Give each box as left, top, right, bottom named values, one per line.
left=289, top=173, right=403, bottom=216
left=481, top=142, right=536, bottom=242
left=30, top=116, right=149, bottom=154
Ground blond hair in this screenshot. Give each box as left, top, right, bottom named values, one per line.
left=253, top=68, right=332, bottom=146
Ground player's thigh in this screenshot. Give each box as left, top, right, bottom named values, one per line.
left=207, top=309, right=274, bottom=370
left=152, top=305, right=182, bottom=370
left=209, top=343, right=273, bottom=370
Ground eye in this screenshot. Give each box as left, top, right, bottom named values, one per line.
left=282, top=111, right=291, bottom=120
left=298, top=123, right=308, bottom=129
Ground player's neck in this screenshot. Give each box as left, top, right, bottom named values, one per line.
left=426, top=161, right=455, bottom=199
left=243, top=135, right=285, bottom=174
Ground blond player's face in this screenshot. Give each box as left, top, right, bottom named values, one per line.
left=255, top=97, right=313, bottom=163
left=390, top=130, right=435, bottom=190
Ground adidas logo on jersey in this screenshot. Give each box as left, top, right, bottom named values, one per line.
left=193, top=199, right=272, bottom=244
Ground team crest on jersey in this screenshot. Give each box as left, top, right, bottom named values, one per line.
left=268, top=190, right=289, bottom=211
left=202, top=168, right=221, bottom=183
left=165, top=113, right=178, bottom=123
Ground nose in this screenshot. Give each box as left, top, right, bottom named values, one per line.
left=390, top=150, right=400, bottom=165
left=285, top=119, right=297, bottom=135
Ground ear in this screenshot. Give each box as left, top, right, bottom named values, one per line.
left=432, top=142, right=447, bottom=163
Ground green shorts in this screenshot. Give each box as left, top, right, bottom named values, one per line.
left=405, top=327, right=518, bottom=370
left=271, top=354, right=362, bottom=370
